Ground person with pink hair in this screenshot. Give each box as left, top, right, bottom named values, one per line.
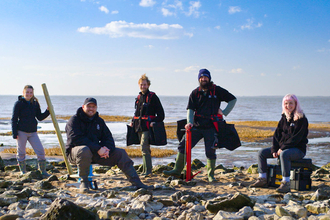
left=250, top=94, right=308, bottom=193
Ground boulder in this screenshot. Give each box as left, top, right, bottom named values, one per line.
left=40, top=198, right=98, bottom=220
left=206, top=192, right=255, bottom=213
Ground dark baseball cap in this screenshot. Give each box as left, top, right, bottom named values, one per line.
left=83, top=97, right=97, bottom=106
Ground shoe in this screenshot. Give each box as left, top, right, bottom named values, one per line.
left=163, top=152, right=185, bottom=177
left=276, top=181, right=291, bottom=193
left=250, top=177, right=267, bottom=188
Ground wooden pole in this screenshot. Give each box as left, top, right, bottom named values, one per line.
left=41, top=83, right=73, bottom=175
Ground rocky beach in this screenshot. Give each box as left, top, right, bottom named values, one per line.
left=0, top=154, right=329, bottom=220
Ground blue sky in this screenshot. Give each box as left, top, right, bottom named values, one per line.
left=1, top=0, right=329, bottom=97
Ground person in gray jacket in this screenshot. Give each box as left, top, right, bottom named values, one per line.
left=65, top=97, right=153, bottom=192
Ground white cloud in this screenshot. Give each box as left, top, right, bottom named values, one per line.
left=145, top=45, right=154, bottom=49
left=162, top=8, right=174, bottom=16
left=175, top=66, right=200, bottom=72
left=99, top=6, right=109, bottom=14
left=241, top=19, right=263, bottom=30
left=230, top=68, right=243, bottom=73
left=139, top=0, right=156, bottom=7
left=261, top=73, right=265, bottom=76
left=111, top=10, right=119, bottom=14
left=161, top=1, right=183, bottom=17
left=78, top=20, right=192, bottom=40
left=214, top=25, right=221, bottom=30
left=292, top=65, right=300, bottom=70
left=186, top=1, right=201, bottom=18
left=228, top=6, right=241, bottom=14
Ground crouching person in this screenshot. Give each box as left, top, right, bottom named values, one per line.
left=65, top=97, right=153, bottom=193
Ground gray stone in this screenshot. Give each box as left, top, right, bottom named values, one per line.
left=0, top=180, right=12, bottom=188
left=14, top=187, right=32, bottom=199
left=206, top=192, right=255, bottom=213
left=284, top=200, right=308, bottom=218
left=248, top=216, right=261, bottom=220
left=275, top=206, right=291, bottom=217
left=157, top=199, right=174, bottom=206
left=213, top=210, right=244, bottom=220
left=306, top=200, right=330, bottom=214
left=180, top=195, right=198, bottom=204
left=40, top=198, right=97, bottom=220
left=236, top=206, right=254, bottom=218
left=0, top=195, right=18, bottom=206
left=0, top=214, right=20, bottom=220
left=97, top=209, right=139, bottom=219
left=34, top=180, right=54, bottom=190
left=311, top=187, right=330, bottom=201
left=20, top=171, right=44, bottom=183
left=318, top=214, right=330, bottom=220
left=278, top=216, right=295, bottom=220
left=23, top=209, right=43, bottom=218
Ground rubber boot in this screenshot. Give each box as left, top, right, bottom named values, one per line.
left=122, top=165, right=153, bottom=190
left=207, top=159, right=217, bottom=182
left=163, top=152, right=185, bottom=177
left=17, top=160, right=26, bottom=175
left=142, top=154, right=152, bottom=176
left=38, top=160, right=51, bottom=178
left=80, top=177, right=90, bottom=193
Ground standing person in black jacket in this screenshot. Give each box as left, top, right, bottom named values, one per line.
left=129, top=74, right=165, bottom=176
left=250, top=94, right=308, bottom=193
left=11, top=85, right=50, bottom=177
left=163, top=69, right=237, bottom=182
left=66, top=97, right=153, bottom=193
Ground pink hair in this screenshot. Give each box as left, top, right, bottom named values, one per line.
left=282, top=94, right=304, bottom=121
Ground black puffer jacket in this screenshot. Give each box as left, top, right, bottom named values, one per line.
left=65, top=107, right=115, bottom=156
left=11, top=96, right=49, bottom=139
left=272, top=113, right=309, bottom=154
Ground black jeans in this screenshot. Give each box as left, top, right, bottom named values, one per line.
left=178, top=127, right=217, bottom=160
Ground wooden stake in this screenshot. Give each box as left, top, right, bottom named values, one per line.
left=41, top=83, right=73, bottom=175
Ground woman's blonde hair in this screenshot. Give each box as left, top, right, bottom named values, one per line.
left=282, top=94, right=303, bottom=121
left=138, top=74, right=151, bottom=86
left=23, top=85, right=38, bottom=103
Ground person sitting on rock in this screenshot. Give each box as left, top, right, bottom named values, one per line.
left=250, top=94, right=308, bottom=193
left=65, top=97, right=153, bottom=193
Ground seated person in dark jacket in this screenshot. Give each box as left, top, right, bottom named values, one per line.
left=65, top=97, right=152, bottom=192
left=250, top=94, right=308, bottom=193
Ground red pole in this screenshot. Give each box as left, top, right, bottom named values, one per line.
left=186, top=128, right=192, bottom=182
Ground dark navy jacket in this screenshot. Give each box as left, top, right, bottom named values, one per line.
left=187, top=83, right=236, bottom=128
left=65, top=107, right=115, bottom=156
left=11, top=96, right=50, bottom=139
left=272, top=114, right=309, bottom=154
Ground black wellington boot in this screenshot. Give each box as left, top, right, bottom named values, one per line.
left=123, top=165, right=154, bottom=190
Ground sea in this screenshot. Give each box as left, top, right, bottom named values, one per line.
left=0, top=95, right=329, bottom=168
